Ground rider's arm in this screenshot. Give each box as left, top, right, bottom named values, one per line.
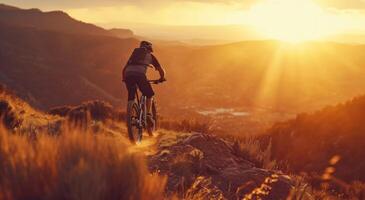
left=151, top=54, right=166, bottom=80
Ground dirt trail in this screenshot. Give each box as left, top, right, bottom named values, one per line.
left=127, top=133, right=159, bottom=155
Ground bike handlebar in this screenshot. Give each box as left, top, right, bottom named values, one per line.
left=122, top=79, right=166, bottom=84
left=148, top=79, right=166, bottom=84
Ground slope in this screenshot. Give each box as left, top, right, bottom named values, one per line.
left=0, top=22, right=138, bottom=109
left=263, top=94, right=365, bottom=182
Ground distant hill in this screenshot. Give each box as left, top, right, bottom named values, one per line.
left=0, top=4, right=113, bottom=36
left=0, top=3, right=19, bottom=11
left=125, top=23, right=264, bottom=43
left=263, top=94, right=365, bottom=182
left=109, top=28, right=135, bottom=39
left=159, top=40, right=365, bottom=112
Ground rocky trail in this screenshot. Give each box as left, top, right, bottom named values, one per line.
left=130, top=129, right=296, bottom=200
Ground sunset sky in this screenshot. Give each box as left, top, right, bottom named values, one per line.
left=3, top=0, right=365, bottom=42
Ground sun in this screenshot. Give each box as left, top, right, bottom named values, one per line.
left=247, top=0, right=334, bottom=42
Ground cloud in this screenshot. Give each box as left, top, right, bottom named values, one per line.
left=315, top=0, right=365, bottom=10
left=66, top=1, right=251, bottom=26
left=3, top=0, right=365, bottom=12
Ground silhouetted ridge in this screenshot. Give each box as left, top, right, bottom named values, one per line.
left=0, top=4, right=111, bottom=36
left=264, top=94, right=365, bottom=182
left=0, top=4, right=20, bottom=11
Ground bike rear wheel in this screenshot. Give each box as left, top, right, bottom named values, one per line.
left=127, top=101, right=142, bottom=144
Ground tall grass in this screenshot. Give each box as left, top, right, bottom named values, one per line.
left=0, top=127, right=166, bottom=200
left=232, top=137, right=277, bottom=170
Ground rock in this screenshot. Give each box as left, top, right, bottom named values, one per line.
left=149, top=132, right=292, bottom=200
left=185, top=176, right=225, bottom=200
left=0, top=100, right=22, bottom=130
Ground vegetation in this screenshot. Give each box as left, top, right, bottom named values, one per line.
left=0, top=127, right=166, bottom=200
left=0, top=86, right=166, bottom=200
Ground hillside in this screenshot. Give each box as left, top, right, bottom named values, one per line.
left=263, top=94, right=365, bottom=183
left=0, top=21, right=140, bottom=109
left=0, top=86, right=300, bottom=200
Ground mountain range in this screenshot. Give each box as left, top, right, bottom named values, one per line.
left=1, top=3, right=365, bottom=115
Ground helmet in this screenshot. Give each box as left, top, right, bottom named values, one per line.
left=140, top=41, right=153, bottom=52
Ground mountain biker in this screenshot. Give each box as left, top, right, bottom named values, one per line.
left=122, top=41, right=166, bottom=121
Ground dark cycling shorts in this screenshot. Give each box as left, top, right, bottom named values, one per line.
left=124, top=74, right=154, bottom=100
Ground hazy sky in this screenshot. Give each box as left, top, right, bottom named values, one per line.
left=2, top=0, right=365, bottom=41
left=3, top=0, right=365, bottom=10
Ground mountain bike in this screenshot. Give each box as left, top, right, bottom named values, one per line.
left=126, top=79, right=165, bottom=144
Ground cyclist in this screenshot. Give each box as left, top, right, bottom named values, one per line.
left=122, top=41, right=166, bottom=122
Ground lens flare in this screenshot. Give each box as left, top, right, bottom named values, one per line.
left=247, top=0, right=339, bottom=42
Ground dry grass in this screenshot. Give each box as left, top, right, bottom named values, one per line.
left=0, top=86, right=59, bottom=132
left=159, top=119, right=212, bottom=134
left=232, top=137, right=277, bottom=170
left=49, top=100, right=126, bottom=124
left=0, top=126, right=166, bottom=200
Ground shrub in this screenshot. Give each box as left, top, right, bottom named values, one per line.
left=49, top=100, right=126, bottom=125
left=0, top=100, right=22, bottom=130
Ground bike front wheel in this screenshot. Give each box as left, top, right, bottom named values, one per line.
left=127, top=101, right=142, bottom=144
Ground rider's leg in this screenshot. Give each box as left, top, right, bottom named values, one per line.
left=125, top=76, right=136, bottom=95
left=125, top=76, right=137, bottom=111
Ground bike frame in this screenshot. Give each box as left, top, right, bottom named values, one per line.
left=134, top=91, right=147, bottom=129
left=130, top=79, right=163, bottom=131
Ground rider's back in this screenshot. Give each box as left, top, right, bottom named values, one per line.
left=124, top=47, right=153, bottom=76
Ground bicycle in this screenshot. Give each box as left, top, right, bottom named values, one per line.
left=126, top=79, right=165, bottom=144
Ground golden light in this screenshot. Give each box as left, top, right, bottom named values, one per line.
left=247, top=0, right=337, bottom=42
